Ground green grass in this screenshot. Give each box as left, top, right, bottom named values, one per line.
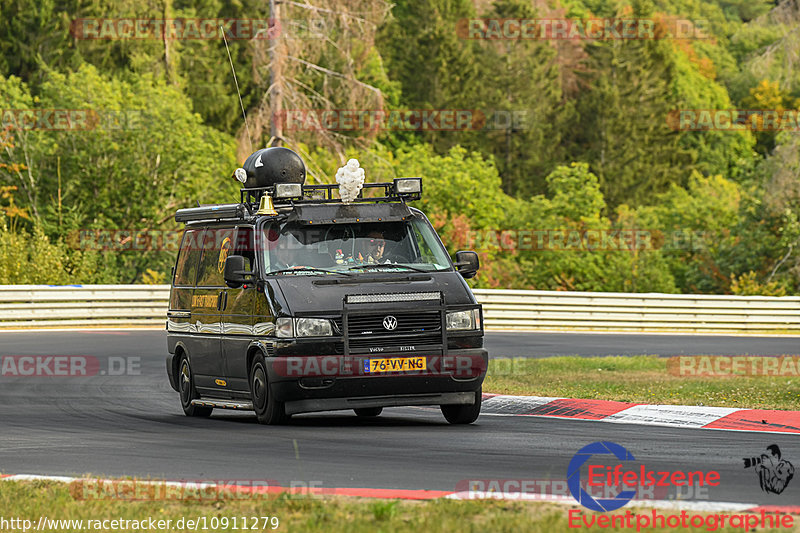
left=484, top=356, right=800, bottom=410
left=0, top=480, right=797, bottom=532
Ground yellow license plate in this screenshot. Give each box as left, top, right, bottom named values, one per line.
left=364, top=357, right=427, bottom=373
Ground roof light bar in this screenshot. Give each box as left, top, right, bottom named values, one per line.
left=346, top=292, right=441, bottom=304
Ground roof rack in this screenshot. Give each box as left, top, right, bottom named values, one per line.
left=240, top=179, right=422, bottom=213
left=176, top=178, right=422, bottom=223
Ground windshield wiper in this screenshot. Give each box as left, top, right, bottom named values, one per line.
left=349, top=263, right=431, bottom=273
left=269, top=267, right=352, bottom=276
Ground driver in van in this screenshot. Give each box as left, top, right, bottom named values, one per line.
left=271, top=241, right=298, bottom=271
left=268, top=229, right=306, bottom=271
left=361, top=230, right=386, bottom=264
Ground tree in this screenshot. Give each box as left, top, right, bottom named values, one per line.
left=377, top=0, right=574, bottom=197
left=567, top=35, right=694, bottom=208
left=513, top=163, right=677, bottom=292
left=248, top=0, right=395, bottom=169
left=634, top=172, right=745, bottom=293
left=0, top=75, right=55, bottom=222
left=451, top=0, right=578, bottom=197
left=0, top=65, right=238, bottom=283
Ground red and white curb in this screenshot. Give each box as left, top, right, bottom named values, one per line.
left=2, top=474, right=799, bottom=514
left=481, top=394, right=800, bottom=435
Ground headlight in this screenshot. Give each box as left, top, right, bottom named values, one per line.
left=295, top=318, right=333, bottom=337
left=275, top=317, right=334, bottom=337
left=446, top=309, right=481, bottom=331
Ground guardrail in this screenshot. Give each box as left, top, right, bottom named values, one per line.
left=472, top=289, right=800, bottom=333
left=0, top=285, right=169, bottom=328
left=0, top=285, right=798, bottom=333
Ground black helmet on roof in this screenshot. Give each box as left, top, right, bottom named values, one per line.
left=242, top=147, right=306, bottom=188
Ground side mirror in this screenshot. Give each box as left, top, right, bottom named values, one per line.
left=454, top=250, right=479, bottom=279
left=224, top=255, right=255, bottom=288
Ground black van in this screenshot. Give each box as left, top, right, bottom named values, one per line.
left=166, top=148, right=488, bottom=424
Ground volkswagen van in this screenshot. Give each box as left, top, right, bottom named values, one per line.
left=166, top=148, right=488, bottom=424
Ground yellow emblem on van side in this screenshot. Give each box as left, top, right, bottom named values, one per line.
left=215, top=379, right=227, bottom=387
left=192, top=294, right=218, bottom=308
left=218, top=237, right=232, bottom=273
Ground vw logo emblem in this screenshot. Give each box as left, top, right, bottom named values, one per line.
left=382, top=315, right=398, bottom=331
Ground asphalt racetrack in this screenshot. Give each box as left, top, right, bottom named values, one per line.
left=0, top=329, right=798, bottom=506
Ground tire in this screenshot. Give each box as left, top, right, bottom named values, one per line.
left=178, top=355, right=213, bottom=418
left=441, top=388, right=481, bottom=424
left=250, top=354, right=289, bottom=425
left=354, top=407, right=383, bottom=417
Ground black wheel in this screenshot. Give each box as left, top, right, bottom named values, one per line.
left=441, top=388, right=481, bottom=424
left=354, top=407, right=383, bottom=417
left=250, top=354, right=289, bottom=425
left=178, top=355, right=213, bottom=417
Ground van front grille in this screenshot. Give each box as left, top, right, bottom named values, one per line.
left=348, top=312, right=441, bottom=336
left=334, top=311, right=443, bottom=353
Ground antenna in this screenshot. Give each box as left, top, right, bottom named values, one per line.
left=221, top=25, right=254, bottom=155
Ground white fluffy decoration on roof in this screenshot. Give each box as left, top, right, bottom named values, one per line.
left=335, top=158, right=365, bottom=204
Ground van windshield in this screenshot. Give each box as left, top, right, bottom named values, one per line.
left=260, top=215, right=452, bottom=275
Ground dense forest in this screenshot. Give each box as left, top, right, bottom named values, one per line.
left=1, top=0, right=800, bottom=294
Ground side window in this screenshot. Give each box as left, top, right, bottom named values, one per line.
left=174, top=228, right=204, bottom=287
left=196, top=227, right=236, bottom=287
left=234, top=226, right=255, bottom=271
left=260, top=224, right=279, bottom=273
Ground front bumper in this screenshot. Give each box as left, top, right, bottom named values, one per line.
left=266, top=348, right=488, bottom=414
left=283, top=391, right=476, bottom=416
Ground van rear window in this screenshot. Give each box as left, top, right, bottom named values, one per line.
left=173, top=229, right=204, bottom=287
